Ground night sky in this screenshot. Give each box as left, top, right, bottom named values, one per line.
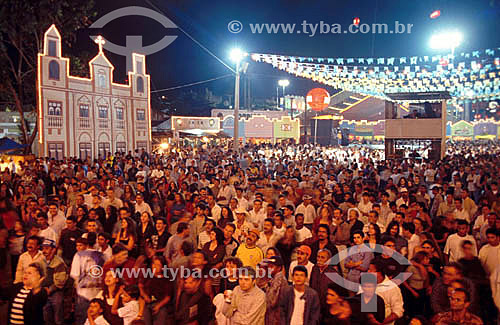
left=75, top=0, right=500, bottom=105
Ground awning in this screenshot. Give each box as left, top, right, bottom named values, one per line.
left=0, top=137, right=27, bottom=152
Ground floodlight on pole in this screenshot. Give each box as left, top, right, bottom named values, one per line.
left=278, top=79, right=290, bottom=111
left=429, top=30, right=463, bottom=57
left=230, top=48, right=247, bottom=63
left=229, top=48, right=247, bottom=154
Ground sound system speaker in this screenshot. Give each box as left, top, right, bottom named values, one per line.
left=340, top=128, right=350, bottom=146
left=311, top=119, right=332, bottom=146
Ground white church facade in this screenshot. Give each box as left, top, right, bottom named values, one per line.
left=37, top=25, right=151, bottom=160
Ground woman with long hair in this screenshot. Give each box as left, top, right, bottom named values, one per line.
left=96, top=269, right=123, bottom=325
left=137, top=212, right=155, bottom=256
left=364, top=223, right=381, bottom=251
left=0, top=183, right=13, bottom=200
left=202, top=227, right=226, bottom=292
left=265, top=246, right=281, bottom=259
left=122, top=184, right=135, bottom=203
left=103, top=205, right=118, bottom=235
left=12, top=184, right=25, bottom=209
left=383, top=220, right=408, bottom=255
left=217, top=206, right=234, bottom=229
left=116, top=217, right=136, bottom=255
left=200, top=226, right=224, bottom=265
left=313, top=204, right=333, bottom=234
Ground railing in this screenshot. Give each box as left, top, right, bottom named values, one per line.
left=79, top=118, right=90, bottom=129
left=137, top=121, right=147, bottom=129
left=47, top=116, right=63, bottom=128
left=98, top=119, right=109, bottom=129
left=116, top=120, right=125, bottom=129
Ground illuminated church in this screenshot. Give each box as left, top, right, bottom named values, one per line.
left=37, top=25, right=151, bottom=160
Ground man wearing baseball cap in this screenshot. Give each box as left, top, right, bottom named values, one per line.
left=288, top=245, right=315, bottom=285
left=41, top=238, right=68, bottom=325
left=235, top=227, right=263, bottom=269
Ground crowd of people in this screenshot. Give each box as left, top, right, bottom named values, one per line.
left=0, top=140, right=499, bottom=325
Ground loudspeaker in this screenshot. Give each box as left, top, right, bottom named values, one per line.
left=340, top=128, right=350, bottom=146
left=311, top=119, right=332, bottom=146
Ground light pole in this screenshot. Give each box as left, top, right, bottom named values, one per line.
left=429, top=30, right=463, bottom=116
left=230, top=48, right=247, bottom=153
left=278, top=79, right=290, bottom=114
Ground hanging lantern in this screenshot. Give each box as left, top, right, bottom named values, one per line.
left=430, top=10, right=441, bottom=19
left=306, top=88, right=330, bottom=111
left=353, top=17, right=360, bottom=26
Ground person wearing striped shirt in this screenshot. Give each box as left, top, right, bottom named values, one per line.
left=0, top=262, right=47, bottom=325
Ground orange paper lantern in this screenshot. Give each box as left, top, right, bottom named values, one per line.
left=306, top=88, right=330, bottom=111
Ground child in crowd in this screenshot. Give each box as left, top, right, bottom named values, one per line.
left=85, top=298, right=110, bottom=325
left=112, top=285, right=140, bottom=325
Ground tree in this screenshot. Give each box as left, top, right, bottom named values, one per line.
left=0, top=0, right=96, bottom=153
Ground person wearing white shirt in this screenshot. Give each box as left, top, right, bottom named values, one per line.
left=84, top=186, right=101, bottom=208
left=133, top=194, right=153, bottom=216
left=474, top=205, right=491, bottom=240
left=71, top=239, right=104, bottom=325
left=198, top=219, right=216, bottom=249
left=248, top=199, right=267, bottom=231
left=135, top=165, right=147, bottom=181
left=479, top=228, right=500, bottom=277
left=85, top=299, right=110, bottom=325
left=234, top=188, right=249, bottom=211
left=48, top=202, right=66, bottom=237
left=357, top=192, right=373, bottom=224
left=358, top=263, right=404, bottom=325
left=288, top=245, right=315, bottom=285
left=218, top=179, right=235, bottom=206
left=102, top=188, right=123, bottom=210
left=206, top=194, right=222, bottom=222
left=36, top=213, right=58, bottom=243
left=444, top=220, right=477, bottom=263
left=294, top=214, right=313, bottom=243
left=402, top=222, right=420, bottom=260
left=453, top=198, right=470, bottom=223
left=295, top=195, right=317, bottom=228
left=273, top=213, right=287, bottom=238
left=256, top=218, right=281, bottom=253
left=15, top=236, right=44, bottom=284
left=96, top=233, right=113, bottom=262
left=150, top=165, right=164, bottom=180
left=395, top=188, right=410, bottom=208
left=424, top=167, right=436, bottom=183
left=378, top=193, right=393, bottom=228
left=113, top=287, right=140, bottom=325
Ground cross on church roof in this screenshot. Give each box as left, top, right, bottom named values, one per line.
left=94, top=35, right=105, bottom=53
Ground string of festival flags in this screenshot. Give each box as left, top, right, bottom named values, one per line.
left=250, top=48, right=500, bottom=103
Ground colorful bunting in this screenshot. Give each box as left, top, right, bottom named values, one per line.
left=250, top=48, right=500, bottom=101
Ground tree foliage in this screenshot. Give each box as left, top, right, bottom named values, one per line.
left=0, top=0, right=96, bottom=152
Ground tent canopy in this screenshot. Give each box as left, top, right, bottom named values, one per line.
left=0, top=137, right=27, bottom=152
